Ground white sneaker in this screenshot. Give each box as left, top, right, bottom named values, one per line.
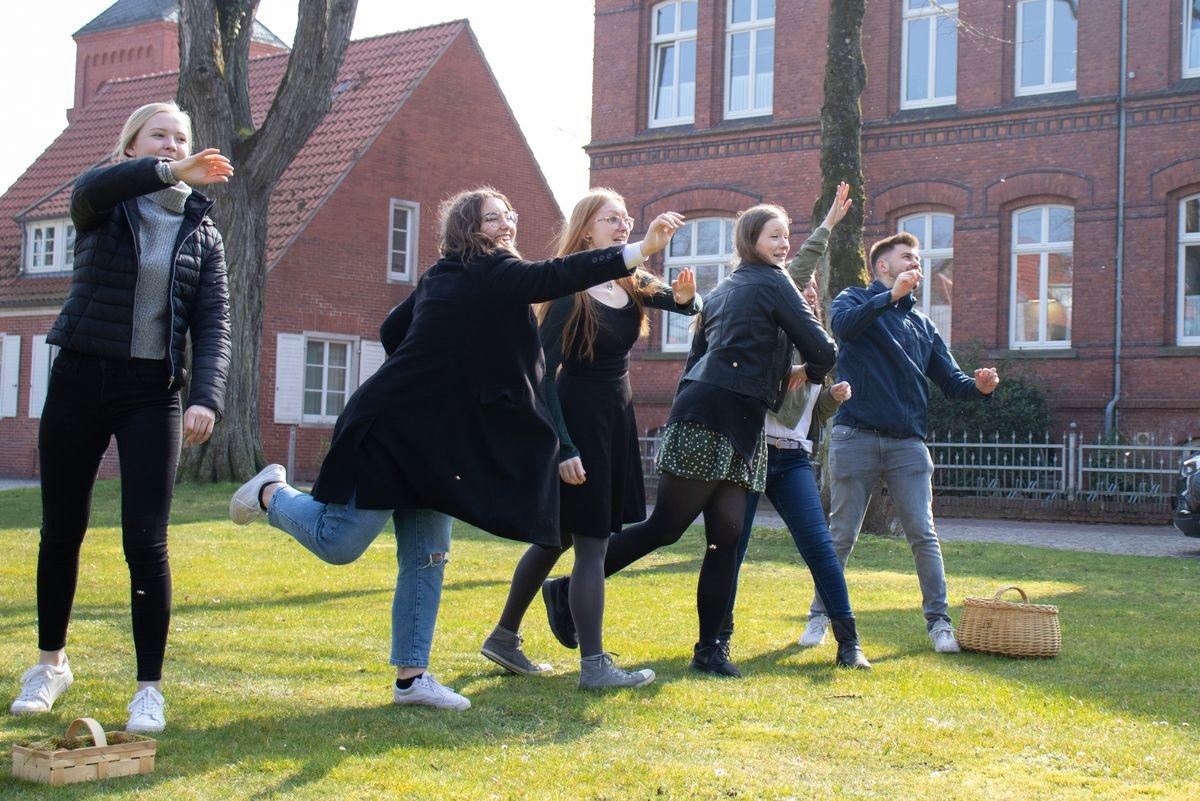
left=393, top=673, right=470, bottom=710
left=929, top=622, right=962, bottom=654
left=799, top=614, right=829, bottom=647
left=10, top=659, right=74, bottom=714
left=229, top=464, right=287, bottom=525
left=126, top=686, right=166, bottom=733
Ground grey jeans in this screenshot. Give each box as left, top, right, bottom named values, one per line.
left=809, top=425, right=951, bottom=629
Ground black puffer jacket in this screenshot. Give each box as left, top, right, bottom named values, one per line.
left=682, top=262, right=837, bottom=412
left=47, top=157, right=231, bottom=417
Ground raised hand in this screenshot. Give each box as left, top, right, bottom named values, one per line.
left=169, top=148, right=234, bottom=186
left=821, top=181, right=852, bottom=230
left=640, top=212, right=685, bottom=258
left=891, top=267, right=923, bottom=302
left=671, top=267, right=696, bottom=304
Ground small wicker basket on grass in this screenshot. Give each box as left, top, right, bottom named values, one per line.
left=11, top=717, right=156, bottom=786
left=957, top=585, right=1062, bottom=658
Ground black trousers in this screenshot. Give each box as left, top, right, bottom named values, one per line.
left=36, top=350, right=181, bottom=682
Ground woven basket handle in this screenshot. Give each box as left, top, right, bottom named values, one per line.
left=65, top=717, right=107, bottom=748
left=992, top=585, right=1029, bottom=604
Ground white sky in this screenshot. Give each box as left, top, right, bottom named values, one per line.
left=0, top=0, right=594, bottom=213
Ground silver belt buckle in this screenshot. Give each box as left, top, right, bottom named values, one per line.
left=767, top=436, right=800, bottom=450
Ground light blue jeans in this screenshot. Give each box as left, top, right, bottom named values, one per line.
left=267, top=486, right=452, bottom=667
left=810, top=426, right=951, bottom=630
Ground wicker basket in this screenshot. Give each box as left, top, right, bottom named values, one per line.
left=11, top=717, right=157, bottom=786
left=957, top=585, right=1061, bottom=658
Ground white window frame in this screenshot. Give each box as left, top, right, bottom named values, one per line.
left=275, top=332, right=384, bottom=425
left=901, top=0, right=958, bottom=110
left=649, top=0, right=698, bottom=127
left=898, top=212, right=955, bottom=343
left=1186, top=0, right=1200, bottom=78
left=0, top=333, right=21, bottom=418
left=662, top=217, right=736, bottom=352
left=1009, top=204, right=1074, bottom=349
left=387, top=199, right=419, bottom=282
left=1015, top=0, right=1078, bottom=96
left=24, top=219, right=75, bottom=274
left=301, top=336, right=356, bottom=424
left=28, top=335, right=60, bottom=418
left=724, top=0, right=775, bottom=119
left=1177, top=194, right=1200, bottom=345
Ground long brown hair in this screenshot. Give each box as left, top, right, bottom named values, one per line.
left=438, top=186, right=520, bottom=262
left=534, top=188, right=660, bottom=361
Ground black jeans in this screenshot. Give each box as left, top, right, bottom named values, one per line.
left=37, top=350, right=181, bottom=682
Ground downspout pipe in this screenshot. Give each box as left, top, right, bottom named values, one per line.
left=1103, top=0, right=1129, bottom=436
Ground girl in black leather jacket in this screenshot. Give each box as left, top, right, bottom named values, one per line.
left=10, top=102, right=232, bottom=733
left=544, top=202, right=837, bottom=676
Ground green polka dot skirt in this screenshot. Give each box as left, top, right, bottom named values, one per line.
left=655, top=421, right=767, bottom=492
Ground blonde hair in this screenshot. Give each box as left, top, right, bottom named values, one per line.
left=535, top=188, right=659, bottom=361
left=114, top=102, right=192, bottom=161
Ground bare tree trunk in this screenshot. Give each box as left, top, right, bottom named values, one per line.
left=174, top=0, right=358, bottom=481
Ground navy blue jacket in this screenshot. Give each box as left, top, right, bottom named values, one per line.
left=830, top=281, right=984, bottom=439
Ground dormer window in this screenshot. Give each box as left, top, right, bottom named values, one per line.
left=24, top=219, right=75, bottom=274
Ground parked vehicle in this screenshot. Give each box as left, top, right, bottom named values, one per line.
left=1173, top=454, right=1200, bottom=538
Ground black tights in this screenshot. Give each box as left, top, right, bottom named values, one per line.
left=604, top=473, right=747, bottom=643
left=498, top=535, right=610, bottom=656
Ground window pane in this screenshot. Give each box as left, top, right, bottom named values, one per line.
left=654, top=45, right=676, bottom=119
left=1047, top=253, right=1073, bottom=341
left=681, top=1, right=697, bottom=31
left=930, top=213, right=954, bottom=249
left=696, top=220, right=723, bottom=256
left=1014, top=254, right=1042, bottom=342
left=670, top=225, right=693, bottom=258
left=729, top=32, right=750, bottom=111
left=1048, top=207, right=1073, bottom=243
left=757, top=0, right=774, bottom=20
left=303, top=390, right=322, bottom=415
left=1019, top=1, right=1045, bottom=88
left=656, top=3, right=675, bottom=36
left=928, top=256, right=954, bottom=340
left=731, top=0, right=751, bottom=24
left=755, top=28, right=774, bottom=110
left=934, top=14, right=957, bottom=97
left=1185, top=245, right=1200, bottom=337
left=65, top=226, right=75, bottom=268
left=679, top=40, right=696, bottom=117
left=1051, top=0, right=1077, bottom=84
left=329, top=343, right=349, bottom=368
left=1190, top=0, right=1200, bottom=70
left=899, top=217, right=923, bottom=241
left=906, top=18, right=931, bottom=102
left=907, top=0, right=932, bottom=9
left=1184, top=197, right=1199, bottom=235
left=1016, top=209, right=1043, bottom=244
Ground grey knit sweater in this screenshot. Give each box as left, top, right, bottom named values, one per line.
left=131, top=181, right=192, bottom=359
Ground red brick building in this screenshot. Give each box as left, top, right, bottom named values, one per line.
left=591, top=0, right=1200, bottom=444
left=0, top=2, right=561, bottom=479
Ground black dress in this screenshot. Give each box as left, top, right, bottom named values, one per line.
left=541, top=280, right=700, bottom=540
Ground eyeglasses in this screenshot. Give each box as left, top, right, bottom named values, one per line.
left=596, top=215, right=634, bottom=229
left=483, top=211, right=519, bottom=225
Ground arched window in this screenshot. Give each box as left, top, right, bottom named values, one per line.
left=1178, top=193, right=1200, bottom=345
left=1010, top=205, right=1073, bottom=348
left=662, top=217, right=735, bottom=351
left=898, top=212, right=954, bottom=341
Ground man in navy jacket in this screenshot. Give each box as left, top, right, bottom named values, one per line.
left=800, top=232, right=1000, bottom=653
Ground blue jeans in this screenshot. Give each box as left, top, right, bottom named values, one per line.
left=811, top=426, right=950, bottom=629
left=267, top=487, right=452, bottom=668
left=731, top=446, right=853, bottom=620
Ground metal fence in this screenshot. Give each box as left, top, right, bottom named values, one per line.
left=639, top=431, right=1197, bottom=513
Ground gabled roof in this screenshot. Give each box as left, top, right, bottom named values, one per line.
left=76, top=0, right=287, bottom=49
left=0, top=20, right=466, bottom=308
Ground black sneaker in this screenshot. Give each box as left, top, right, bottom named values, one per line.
left=541, top=578, right=578, bottom=649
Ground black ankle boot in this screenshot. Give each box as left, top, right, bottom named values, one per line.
left=689, top=640, right=742, bottom=677
left=716, top=612, right=735, bottom=663
left=830, top=617, right=872, bottom=670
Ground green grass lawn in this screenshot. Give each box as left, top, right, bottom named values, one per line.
left=1, top=482, right=1197, bottom=799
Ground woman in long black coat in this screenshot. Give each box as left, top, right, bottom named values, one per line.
left=229, top=186, right=683, bottom=710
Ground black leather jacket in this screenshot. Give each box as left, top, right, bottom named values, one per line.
left=47, top=157, right=231, bottom=417
left=682, top=262, right=837, bottom=411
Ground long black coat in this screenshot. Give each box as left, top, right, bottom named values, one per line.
left=310, top=245, right=636, bottom=547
